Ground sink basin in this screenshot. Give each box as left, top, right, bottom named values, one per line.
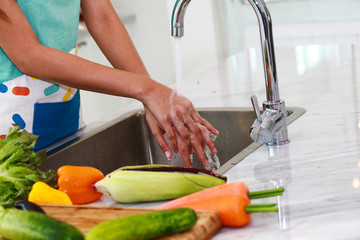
left=41, top=107, right=305, bottom=175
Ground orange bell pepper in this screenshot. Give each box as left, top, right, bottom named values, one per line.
left=57, top=165, right=104, bottom=205
left=156, top=182, right=284, bottom=227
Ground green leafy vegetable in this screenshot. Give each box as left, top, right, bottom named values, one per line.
left=0, top=125, right=56, bottom=207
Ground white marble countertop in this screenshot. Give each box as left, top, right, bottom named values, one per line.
left=81, top=44, right=360, bottom=239
left=182, top=44, right=360, bottom=239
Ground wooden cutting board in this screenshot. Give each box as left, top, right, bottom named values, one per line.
left=37, top=205, right=222, bottom=240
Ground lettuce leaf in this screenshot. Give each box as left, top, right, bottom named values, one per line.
left=0, top=125, right=56, bottom=207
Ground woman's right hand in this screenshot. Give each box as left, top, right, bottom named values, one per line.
left=142, top=82, right=219, bottom=168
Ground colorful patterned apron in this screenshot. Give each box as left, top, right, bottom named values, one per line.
left=0, top=0, right=84, bottom=150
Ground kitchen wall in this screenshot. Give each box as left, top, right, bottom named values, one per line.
left=213, top=0, right=360, bottom=58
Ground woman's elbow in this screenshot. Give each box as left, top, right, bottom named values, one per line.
left=10, top=44, right=43, bottom=77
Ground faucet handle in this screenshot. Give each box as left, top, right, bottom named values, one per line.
left=250, top=95, right=262, bottom=122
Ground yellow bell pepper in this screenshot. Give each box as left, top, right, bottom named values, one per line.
left=28, top=181, right=73, bottom=205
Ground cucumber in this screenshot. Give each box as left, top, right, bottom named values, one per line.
left=0, top=208, right=84, bottom=240
left=86, top=208, right=197, bottom=240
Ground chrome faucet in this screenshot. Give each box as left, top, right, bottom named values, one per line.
left=171, top=0, right=289, bottom=146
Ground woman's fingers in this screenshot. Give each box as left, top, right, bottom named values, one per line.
left=162, top=122, right=179, bottom=153
left=182, top=113, right=205, bottom=151
left=169, top=103, right=191, bottom=147
left=189, top=105, right=219, bottom=136
left=145, top=109, right=177, bottom=157
left=200, top=117, right=219, bottom=136
left=170, top=95, right=220, bottom=166
left=197, top=122, right=217, bottom=154
left=154, top=128, right=173, bottom=159
left=189, top=133, right=210, bottom=168
left=176, top=135, right=192, bottom=167
left=182, top=106, right=219, bottom=155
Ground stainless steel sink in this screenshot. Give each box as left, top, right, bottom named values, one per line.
left=41, top=107, right=305, bottom=175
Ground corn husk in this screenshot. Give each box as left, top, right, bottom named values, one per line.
left=95, top=165, right=226, bottom=203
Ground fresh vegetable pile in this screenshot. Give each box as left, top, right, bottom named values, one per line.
left=0, top=125, right=284, bottom=239
left=0, top=126, right=56, bottom=208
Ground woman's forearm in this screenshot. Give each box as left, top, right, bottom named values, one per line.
left=81, top=0, right=149, bottom=76
left=21, top=43, right=156, bottom=103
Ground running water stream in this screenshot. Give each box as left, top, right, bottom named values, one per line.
left=174, top=37, right=183, bottom=95
left=172, top=37, right=220, bottom=172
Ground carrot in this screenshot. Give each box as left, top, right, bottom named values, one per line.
left=155, top=182, right=284, bottom=227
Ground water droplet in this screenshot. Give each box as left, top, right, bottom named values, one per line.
left=190, top=153, right=194, bottom=164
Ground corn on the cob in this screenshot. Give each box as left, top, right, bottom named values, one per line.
left=94, top=165, right=226, bottom=203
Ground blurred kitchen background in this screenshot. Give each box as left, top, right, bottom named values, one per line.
left=77, top=0, right=360, bottom=124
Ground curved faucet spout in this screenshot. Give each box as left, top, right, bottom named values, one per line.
left=171, top=0, right=279, bottom=102
left=171, top=0, right=191, bottom=37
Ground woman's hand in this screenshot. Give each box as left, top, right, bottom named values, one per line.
left=142, top=84, right=219, bottom=168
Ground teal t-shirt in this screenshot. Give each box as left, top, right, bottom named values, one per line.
left=0, top=0, right=81, bottom=83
